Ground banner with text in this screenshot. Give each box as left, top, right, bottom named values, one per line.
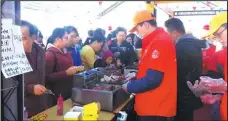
left=173, top=10, right=227, bottom=16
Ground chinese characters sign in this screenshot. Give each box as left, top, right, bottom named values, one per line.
left=1, top=19, right=33, bottom=78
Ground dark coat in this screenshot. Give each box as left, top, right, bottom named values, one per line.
left=45, top=46, right=73, bottom=107
left=94, top=59, right=107, bottom=68
left=24, top=43, right=46, bottom=117
left=135, top=38, right=142, bottom=49
left=176, top=34, right=206, bottom=111
left=109, top=40, right=137, bottom=66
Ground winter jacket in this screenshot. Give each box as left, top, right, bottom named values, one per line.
left=109, top=40, right=137, bottom=66
left=175, top=34, right=206, bottom=111
left=45, top=44, right=73, bottom=107
left=24, top=43, right=46, bottom=117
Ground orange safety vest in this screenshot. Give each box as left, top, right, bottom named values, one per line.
left=220, top=57, right=227, bottom=121
left=135, top=28, right=177, bottom=117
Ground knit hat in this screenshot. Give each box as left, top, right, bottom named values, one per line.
left=101, top=50, right=113, bottom=60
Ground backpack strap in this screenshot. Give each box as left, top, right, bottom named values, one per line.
left=47, top=50, right=57, bottom=72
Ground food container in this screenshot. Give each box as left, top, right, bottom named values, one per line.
left=64, top=112, right=81, bottom=121
left=82, top=116, right=98, bottom=121
left=73, top=68, right=104, bottom=88
left=70, top=106, right=84, bottom=112
left=72, top=67, right=130, bottom=111
left=124, top=65, right=138, bottom=77
left=71, top=84, right=129, bottom=111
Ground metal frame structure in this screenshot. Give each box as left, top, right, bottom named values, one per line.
left=1, top=1, right=24, bottom=121
left=96, top=1, right=125, bottom=19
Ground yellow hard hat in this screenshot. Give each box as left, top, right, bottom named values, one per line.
left=206, top=12, right=227, bottom=37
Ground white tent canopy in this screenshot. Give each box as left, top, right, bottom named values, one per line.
left=21, top=1, right=227, bottom=43
left=21, top=1, right=120, bottom=40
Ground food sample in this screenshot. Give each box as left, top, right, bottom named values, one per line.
left=102, top=67, right=122, bottom=75
left=87, top=84, right=118, bottom=91
left=100, top=75, right=126, bottom=84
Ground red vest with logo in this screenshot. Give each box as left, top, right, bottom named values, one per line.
left=135, top=28, right=177, bottom=117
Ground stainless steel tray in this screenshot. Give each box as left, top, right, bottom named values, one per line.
left=73, top=67, right=122, bottom=88
left=71, top=84, right=129, bottom=111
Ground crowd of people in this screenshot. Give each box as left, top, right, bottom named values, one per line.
left=21, top=19, right=141, bottom=117
left=21, top=9, right=227, bottom=121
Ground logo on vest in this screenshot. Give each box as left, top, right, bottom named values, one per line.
left=152, top=49, right=159, bottom=59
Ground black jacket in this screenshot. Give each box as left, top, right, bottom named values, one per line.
left=135, top=38, right=142, bottom=49
left=94, top=59, right=107, bottom=68
left=176, top=34, right=206, bottom=111
left=109, top=40, right=137, bottom=66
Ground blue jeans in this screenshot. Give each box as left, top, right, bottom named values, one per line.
left=211, top=102, right=221, bottom=121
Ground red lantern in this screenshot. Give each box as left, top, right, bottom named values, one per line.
left=203, top=25, right=210, bottom=31
left=108, top=26, right=112, bottom=31
left=206, top=1, right=210, bottom=6
left=98, top=1, right=102, bottom=6
left=193, top=6, right=197, bottom=11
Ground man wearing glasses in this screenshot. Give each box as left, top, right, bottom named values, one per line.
left=205, top=12, right=227, bottom=121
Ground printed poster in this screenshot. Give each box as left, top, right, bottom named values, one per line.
left=1, top=19, right=33, bottom=78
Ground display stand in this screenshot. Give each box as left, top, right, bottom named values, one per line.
left=1, top=1, right=23, bottom=121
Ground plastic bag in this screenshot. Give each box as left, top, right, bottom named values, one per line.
left=200, top=94, right=222, bottom=104
left=125, top=72, right=136, bottom=81
left=199, top=76, right=227, bottom=93
left=187, top=76, right=227, bottom=97
left=187, top=80, right=209, bottom=97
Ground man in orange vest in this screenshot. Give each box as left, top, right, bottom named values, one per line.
left=188, top=12, right=227, bottom=121
left=206, top=11, right=227, bottom=121
left=122, top=10, right=177, bottom=121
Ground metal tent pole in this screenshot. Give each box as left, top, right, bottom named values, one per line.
left=1, top=1, right=23, bottom=121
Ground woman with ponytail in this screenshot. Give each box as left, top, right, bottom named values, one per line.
left=45, top=28, right=83, bottom=107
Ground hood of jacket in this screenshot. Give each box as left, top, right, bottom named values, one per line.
left=177, top=34, right=206, bottom=49
left=46, top=43, right=67, bottom=54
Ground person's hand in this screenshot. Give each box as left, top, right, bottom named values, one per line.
left=116, top=59, right=122, bottom=67
left=136, top=49, right=142, bottom=59
left=125, top=72, right=136, bottom=81
left=75, top=66, right=84, bottom=72
left=187, top=80, right=208, bottom=97
left=66, top=66, right=77, bottom=76
left=122, top=82, right=129, bottom=92
left=34, top=84, right=47, bottom=95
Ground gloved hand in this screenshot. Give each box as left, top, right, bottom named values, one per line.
left=187, top=80, right=208, bottom=97
left=125, top=72, right=136, bottom=81
left=122, top=81, right=129, bottom=92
